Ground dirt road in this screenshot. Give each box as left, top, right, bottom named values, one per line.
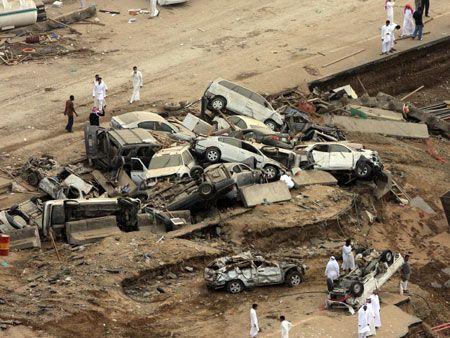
left=1, top=0, right=449, bottom=153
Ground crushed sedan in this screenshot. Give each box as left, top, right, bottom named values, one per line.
left=204, top=252, right=306, bottom=293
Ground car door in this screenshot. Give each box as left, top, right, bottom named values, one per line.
left=254, top=260, right=283, bottom=284
left=181, top=150, right=196, bottom=174
left=130, top=157, right=147, bottom=186
left=230, top=85, right=253, bottom=118
left=217, top=137, right=245, bottom=162
left=240, top=141, right=265, bottom=164
left=218, top=80, right=240, bottom=113
left=249, top=92, right=271, bottom=122
left=328, top=144, right=354, bottom=170
left=310, top=144, right=331, bottom=169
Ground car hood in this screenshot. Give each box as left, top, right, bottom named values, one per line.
left=146, top=166, right=183, bottom=179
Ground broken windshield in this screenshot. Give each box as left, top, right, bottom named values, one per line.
left=149, top=154, right=183, bottom=169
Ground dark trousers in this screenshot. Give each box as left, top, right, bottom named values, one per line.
left=65, top=116, right=74, bottom=132
left=327, top=278, right=334, bottom=292
left=422, top=0, right=429, bottom=16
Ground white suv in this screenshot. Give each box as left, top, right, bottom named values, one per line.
left=302, top=142, right=382, bottom=179
left=193, top=136, right=282, bottom=180
left=204, top=79, right=284, bottom=131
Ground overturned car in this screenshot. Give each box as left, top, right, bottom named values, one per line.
left=204, top=252, right=306, bottom=293
left=327, top=249, right=404, bottom=311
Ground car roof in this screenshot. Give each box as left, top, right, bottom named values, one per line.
left=153, top=145, right=190, bottom=156
left=108, top=128, right=159, bottom=146
left=229, top=115, right=269, bottom=128
left=113, top=111, right=166, bottom=125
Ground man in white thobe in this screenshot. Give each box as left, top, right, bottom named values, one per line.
left=385, top=0, right=395, bottom=23
left=366, top=298, right=376, bottom=336
left=325, top=256, right=340, bottom=292
left=130, top=66, right=143, bottom=104
left=93, top=77, right=107, bottom=112
left=381, top=20, right=391, bottom=55
left=150, top=0, right=159, bottom=17
left=250, top=304, right=259, bottom=337
left=280, top=316, right=292, bottom=338
left=342, top=239, right=355, bottom=271
left=370, top=291, right=382, bottom=329
left=358, top=305, right=370, bottom=338
left=387, top=22, right=401, bottom=52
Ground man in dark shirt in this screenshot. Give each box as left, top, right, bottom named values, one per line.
left=412, top=8, right=424, bottom=40
left=64, top=95, right=78, bottom=132
left=400, top=254, right=411, bottom=294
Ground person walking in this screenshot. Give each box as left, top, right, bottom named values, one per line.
left=358, top=305, right=370, bottom=338
left=381, top=20, right=391, bottom=55
left=385, top=0, right=395, bottom=23
left=93, top=77, right=107, bottom=113
left=412, top=7, right=424, bottom=40
left=89, top=107, right=104, bottom=126
left=342, top=239, right=356, bottom=272
left=325, top=256, right=340, bottom=292
left=64, top=95, right=78, bottom=132
left=130, top=66, right=143, bottom=104
left=400, top=254, right=411, bottom=294
left=250, top=304, right=260, bottom=337
left=365, top=298, right=376, bottom=336
left=422, top=0, right=430, bottom=17
left=370, top=290, right=382, bottom=329
left=280, top=315, right=293, bottom=338
left=402, top=4, right=415, bottom=37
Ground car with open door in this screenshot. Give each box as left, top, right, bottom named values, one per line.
left=193, top=136, right=282, bottom=181
left=300, top=142, right=382, bottom=179
left=203, top=79, right=284, bottom=131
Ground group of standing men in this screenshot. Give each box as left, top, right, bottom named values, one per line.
left=381, top=0, right=431, bottom=54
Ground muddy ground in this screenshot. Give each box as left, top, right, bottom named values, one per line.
left=0, top=0, right=449, bottom=337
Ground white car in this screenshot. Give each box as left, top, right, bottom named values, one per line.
left=110, top=111, right=195, bottom=141
left=193, top=136, right=282, bottom=180
left=214, top=115, right=271, bottom=131
left=204, top=79, right=284, bottom=131
left=130, top=145, right=196, bottom=185
left=302, top=142, right=383, bottom=179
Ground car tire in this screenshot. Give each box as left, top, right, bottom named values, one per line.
left=285, top=270, right=303, bottom=287
left=355, top=161, right=372, bottom=179
left=190, top=166, right=204, bottom=180
left=263, top=164, right=279, bottom=181
left=349, top=281, right=364, bottom=297
left=210, top=96, right=227, bottom=111
left=198, top=182, right=215, bottom=198
left=264, top=119, right=279, bottom=131
left=226, top=280, right=244, bottom=294
left=27, top=172, right=40, bottom=186
left=205, top=147, right=221, bottom=163
left=380, top=250, right=394, bottom=265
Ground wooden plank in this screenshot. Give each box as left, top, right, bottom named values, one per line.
left=322, top=49, right=365, bottom=68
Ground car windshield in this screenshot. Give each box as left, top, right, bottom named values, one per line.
left=149, top=154, right=182, bottom=169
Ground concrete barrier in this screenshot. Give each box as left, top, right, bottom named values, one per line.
left=239, top=181, right=291, bottom=207
left=65, top=216, right=121, bottom=245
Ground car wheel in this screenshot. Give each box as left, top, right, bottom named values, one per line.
left=264, top=119, right=279, bottom=131
left=263, top=165, right=279, bottom=181
left=190, top=166, right=204, bottom=180
left=226, top=280, right=244, bottom=294
left=286, top=270, right=303, bottom=287
left=349, top=281, right=364, bottom=297
left=210, top=96, right=226, bottom=111
left=380, top=250, right=394, bottom=265
left=27, top=172, right=40, bottom=186
left=205, top=147, right=221, bottom=163
left=198, top=182, right=215, bottom=198
left=355, top=161, right=372, bottom=179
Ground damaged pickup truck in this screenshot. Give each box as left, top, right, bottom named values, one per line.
left=327, top=249, right=403, bottom=312
left=204, top=252, right=306, bottom=293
